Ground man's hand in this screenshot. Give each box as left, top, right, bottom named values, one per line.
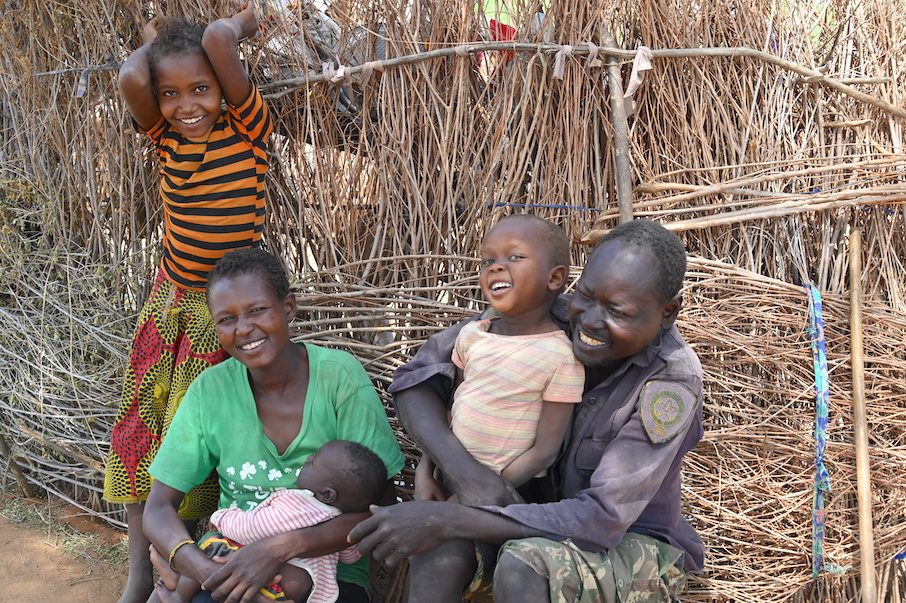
left=201, top=538, right=288, bottom=603
left=348, top=501, right=456, bottom=568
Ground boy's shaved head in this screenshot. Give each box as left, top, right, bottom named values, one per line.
left=496, top=214, right=570, bottom=269
left=594, top=219, right=686, bottom=301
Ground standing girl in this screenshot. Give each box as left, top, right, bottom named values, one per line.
left=103, top=6, right=272, bottom=602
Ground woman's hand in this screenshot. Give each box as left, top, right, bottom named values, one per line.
left=230, top=3, right=260, bottom=40
left=201, top=536, right=290, bottom=603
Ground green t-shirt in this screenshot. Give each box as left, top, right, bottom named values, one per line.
left=150, top=343, right=405, bottom=589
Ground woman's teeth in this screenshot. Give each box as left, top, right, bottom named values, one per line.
left=241, top=339, right=265, bottom=351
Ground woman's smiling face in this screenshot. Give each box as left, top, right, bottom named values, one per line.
left=207, top=271, right=296, bottom=370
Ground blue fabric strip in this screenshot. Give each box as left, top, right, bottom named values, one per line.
left=805, top=284, right=831, bottom=579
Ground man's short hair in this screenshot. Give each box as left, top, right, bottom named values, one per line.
left=595, top=220, right=687, bottom=301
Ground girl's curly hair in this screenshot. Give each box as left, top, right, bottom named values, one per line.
left=146, top=16, right=206, bottom=85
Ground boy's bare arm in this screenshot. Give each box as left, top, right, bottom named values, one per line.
left=119, top=17, right=162, bottom=131
left=500, top=400, right=573, bottom=488
left=202, top=6, right=257, bottom=107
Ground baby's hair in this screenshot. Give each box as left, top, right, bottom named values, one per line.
left=206, top=248, right=290, bottom=303
left=334, top=441, right=387, bottom=512
left=146, top=16, right=207, bottom=85
left=496, top=214, right=570, bottom=270
left=594, top=219, right=687, bottom=301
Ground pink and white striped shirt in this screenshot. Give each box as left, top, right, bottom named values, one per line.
left=211, top=489, right=360, bottom=603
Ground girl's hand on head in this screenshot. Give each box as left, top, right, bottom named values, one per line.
left=142, top=16, right=160, bottom=45
left=231, top=3, right=260, bottom=40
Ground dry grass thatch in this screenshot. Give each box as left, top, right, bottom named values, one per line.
left=1, top=0, right=905, bottom=601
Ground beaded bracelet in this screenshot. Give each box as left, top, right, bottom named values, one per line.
left=168, top=539, right=196, bottom=572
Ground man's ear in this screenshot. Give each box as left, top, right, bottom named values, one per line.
left=661, top=294, right=682, bottom=329
left=547, top=265, right=568, bottom=291
left=318, top=486, right=338, bottom=505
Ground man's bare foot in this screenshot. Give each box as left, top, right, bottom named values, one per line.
left=149, top=544, right=181, bottom=591
left=153, top=579, right=192, bottom=603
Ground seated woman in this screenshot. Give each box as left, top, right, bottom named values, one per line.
left=143, top=248, right=405, bottom=603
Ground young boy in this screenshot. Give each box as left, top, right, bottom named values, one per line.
left=164, top=440, right=387, bottom=603
left=103, top=7, right=273, bottom=602
left=416, top=214, right=584, bottom=500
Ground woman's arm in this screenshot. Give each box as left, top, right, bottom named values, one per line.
left=144, top=481, right=222, bottom=586
left=201, top=512, right=368, bottom=602
left=500, top=400, right=573, bottom=488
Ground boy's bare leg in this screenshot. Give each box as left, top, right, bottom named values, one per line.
left=118, top=502, right=154, bottom=603
left=406, top=538, right=476, bottom=603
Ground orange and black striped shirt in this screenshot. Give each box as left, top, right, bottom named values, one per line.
left=143, top=88, right=273, bottom=290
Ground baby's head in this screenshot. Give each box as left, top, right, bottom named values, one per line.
left=146, top=17, right=223, bottom=138
left=479, top=214, right=570, bottom=318
left=296, top=440, right=387, bottom=513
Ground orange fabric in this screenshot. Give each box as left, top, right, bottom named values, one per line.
left=144, top=88, right=273, bottom=290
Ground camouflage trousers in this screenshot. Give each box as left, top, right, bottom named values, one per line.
left=500, top=533, right=687, bottom=603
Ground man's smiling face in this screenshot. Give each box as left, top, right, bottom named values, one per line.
left=568, top=239, right=680, bottom=377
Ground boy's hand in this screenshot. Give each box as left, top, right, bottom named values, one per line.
left=142, top=16, right=160, bottom=45
left=414, top=458, right=446, bottom=502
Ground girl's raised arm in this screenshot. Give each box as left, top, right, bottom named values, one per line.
left=201, top=6, right=257, bottom=107
left=118, top=17, right=162, bottom=131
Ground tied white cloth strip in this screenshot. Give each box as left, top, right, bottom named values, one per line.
left=322, top=61, right=349, bottom=84
left=454, top=44, right=475, bottom=56
left=553, top=45, right=573, bottom=80
left=623, top=45, right=653, bottom=116
left=360, top=60, right=385, bottom=87
left=584, top=41, right=601, bottom=68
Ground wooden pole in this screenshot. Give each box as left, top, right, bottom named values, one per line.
left=849, top=228, right=876, bottom=603
left=600, top=30, right=633, bottom=224
left=0, top=430, right=35, bottom=498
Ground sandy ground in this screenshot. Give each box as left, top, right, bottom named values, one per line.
left=0, top=496, right=129, bottom=603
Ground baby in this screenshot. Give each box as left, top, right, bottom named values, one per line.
left=168, top=440, right=387, bottom=603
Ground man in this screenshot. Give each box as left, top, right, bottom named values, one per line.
left=350, top=219, right=705, bottom=602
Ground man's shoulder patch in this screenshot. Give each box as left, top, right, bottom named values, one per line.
left=639, top=380, right=697, bottom=444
